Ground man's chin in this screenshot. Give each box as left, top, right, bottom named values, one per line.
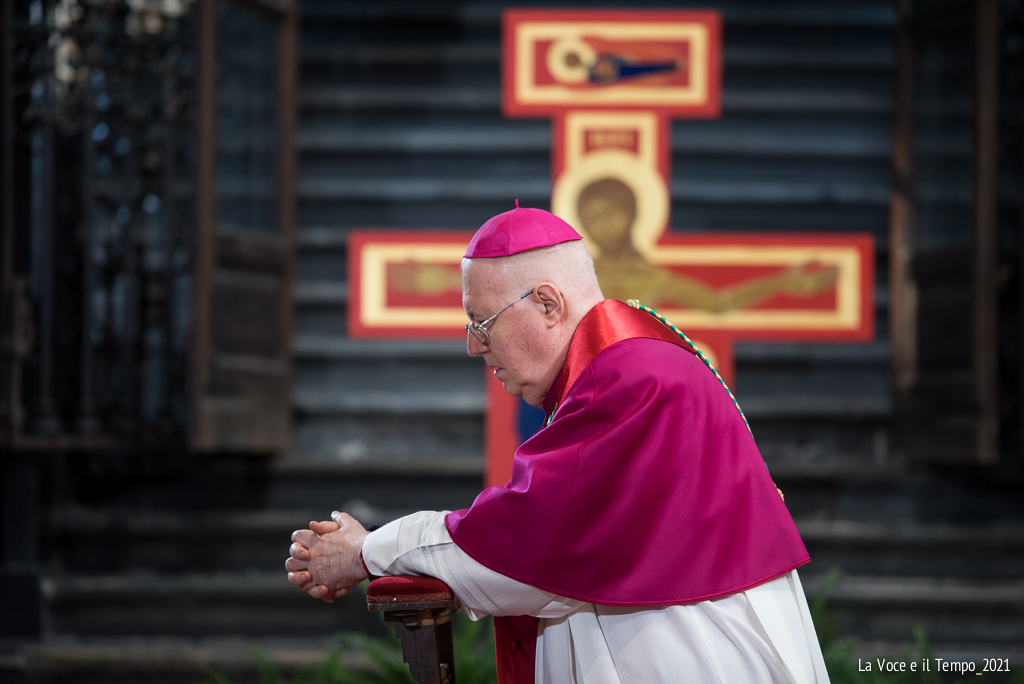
left=498, top=376, right=543, bottom=405
left=500, top=380, right=524, bottom=398
left=516, top=386, right=547, bottom=407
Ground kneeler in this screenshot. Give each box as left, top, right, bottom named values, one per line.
left=366, top=575, right=457, bottom=684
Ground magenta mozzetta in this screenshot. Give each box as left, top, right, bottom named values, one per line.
left=446, top=300, right=809, bottom=606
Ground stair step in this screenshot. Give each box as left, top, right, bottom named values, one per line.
left=303, top=43, right=499, bottom=66
left=735, top=341, right=890, bottom=364
left=289, top=333, right=891, bottom=420
left=300, top=45, right=894, bottom=71
left=295, top=226, right=351, bottom=249
left=293, top=389, right=485, bottom=416
left=52, top=455, right=486, bottom=524
left=299, top=126, right=549, bottom=154
left=294, top=280, right=348, bottom=305
left=799, top=519, right=1024, bottom=544
left=60, top=510, right=1024, bottom=544
left=799, top=520, right=1024, bottom=579
left=302, top=86, right=501, bottom=111
left=773, top=465, right=1024, bottom=524
left=802, top=575, right=1024, bottom=646
left=3, top=638, right=1021, bottom=684
left=294, top=335, right=466, bottom=359
left=267, top=462, right=486, bottom=513
left=805, top=575, right=1024, bottom=605
left=44, top=573, right=385, bottom=638
left=299, top=2, right=896, bottom=29
left=52, top=507, right=393, bottom=575
left=46, top=431, right=1017, bottom=528
left=298, top=176, right=892, bottom=206
left=739, top=394, right=891, bottom=419
left=298, top=176, right=548, bottom=202
left=44, top=569, right=1023, bottom=644
left=290, top=387, right=890, bottom=420
left=56, top=503, right=1024, bottom=578
left=291, top=350, right=485, bottom=417
left=301, top=85, right=891, bottom=115
left=291, top=411, right=484, bottom=464
left=293, top=333, right=890, bottom=365
left=1, top=635, right=373, bottom=684
left=298, top=125, right=893, bottom=159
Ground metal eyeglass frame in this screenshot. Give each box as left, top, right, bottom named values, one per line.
left=464, top=289, right=535, bottom=345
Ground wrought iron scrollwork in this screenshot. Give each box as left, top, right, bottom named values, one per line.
left=2, top=0, right=198, bottom=446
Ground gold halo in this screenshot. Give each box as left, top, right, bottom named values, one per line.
left=545, top=37, right=597, bottom=85
left=551, top=150, right=670, bottom=260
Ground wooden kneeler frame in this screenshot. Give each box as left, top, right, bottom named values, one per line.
left=367, top=576, right=457, bottom=684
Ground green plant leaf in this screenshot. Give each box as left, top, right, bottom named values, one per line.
left=810, top=565, right=843, bottom=652
left=204, top=666, right=237, bottom=684
left=244, top=644, right=283, bottom=684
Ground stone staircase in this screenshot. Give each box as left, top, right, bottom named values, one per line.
left=4, top=1, right=1024, bottom=682
left=0, top=459, right=1021, bottom=683
left=2, top=458, right=1019, bottom=683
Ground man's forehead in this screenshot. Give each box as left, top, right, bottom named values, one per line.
left=462, top=259, right=506, bottom=316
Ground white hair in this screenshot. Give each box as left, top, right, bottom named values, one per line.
left=462, top=240, right=603, bottom=304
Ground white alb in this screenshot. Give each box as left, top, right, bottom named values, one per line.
left=362, top=510, right=830, bottom=684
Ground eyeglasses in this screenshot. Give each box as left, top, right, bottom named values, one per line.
left=464, top=289, right=535, bottom=346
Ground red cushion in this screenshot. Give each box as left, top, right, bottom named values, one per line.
left=367, top=575, right=452, bottom=605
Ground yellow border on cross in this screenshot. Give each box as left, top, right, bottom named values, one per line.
left=649, top=246, right=863, bottom=330
left=515, top=21, right=709, bottom=106
left=360, top=244, right=468, bottom=327
left=358, top=242, right=864, bottom=331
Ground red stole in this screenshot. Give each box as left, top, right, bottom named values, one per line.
left=546, top=300, right=697, bottom=415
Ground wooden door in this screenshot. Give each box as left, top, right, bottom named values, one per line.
left=191, top=0, right=297, bottom=452
left=889, top=0, right=1003, bottom=463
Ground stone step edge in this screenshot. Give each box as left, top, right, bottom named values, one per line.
left=292, top=389, right=485, bottom=416
left=295, top=128, right=901, bottom=160
left=800, top=575, right=1024, bottom=605
left=274, top=460, right=909, bottom=481
left=0, top=636, right=370, bottom=673
left=44, top=572, right=1024, bottom=607
left=4, top=638, right=1020, bottom=673
left=52, top=506, right=1024, bottom=546
left=299, top=44, right=894, bottom=70
left=297, top=4, right=897, bottom=29
left=295, top=176, right=897, bottom=207
left=290, top=333, right=892, bottom=364
left=299, top=86, right=896, bottom=115
left=44, top=457, right=982, bottom=485
left=290, top=390, right=892, bottom=420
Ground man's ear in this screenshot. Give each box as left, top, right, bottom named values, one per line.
left=534, top=283, right=565, bottom=327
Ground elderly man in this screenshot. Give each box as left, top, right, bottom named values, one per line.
left=286, top=205, right=829, bottom=684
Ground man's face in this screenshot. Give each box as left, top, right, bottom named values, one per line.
left=462, top=260, right=554, bottom=406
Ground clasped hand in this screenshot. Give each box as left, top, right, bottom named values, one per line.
left=286, top=511, right=369, bottom=602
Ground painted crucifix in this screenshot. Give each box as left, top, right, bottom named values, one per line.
left=348, top=9, right=874, bottom=487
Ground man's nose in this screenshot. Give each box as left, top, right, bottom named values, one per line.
left=467, top=334, right=487, bottom=357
